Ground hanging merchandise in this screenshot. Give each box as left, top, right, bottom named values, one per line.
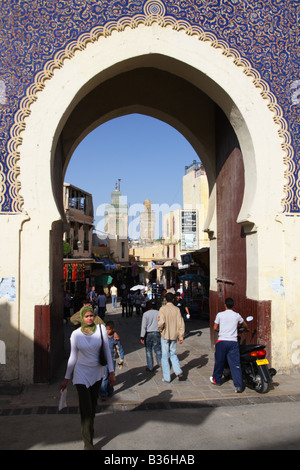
left=64, top=263, right=85, bottom=282
left=72, top=263, right=78, bottom=282
left=77, top=263, right=85, bottom=281
left=67, top=263, right=73, bottom=282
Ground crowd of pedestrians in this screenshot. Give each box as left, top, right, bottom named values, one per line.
left=61, top=284, right=190, bottom=449
left=62, top=283, right=244, bottom=450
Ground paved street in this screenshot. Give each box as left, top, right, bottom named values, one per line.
left=1, top=303, right=300, bottom=451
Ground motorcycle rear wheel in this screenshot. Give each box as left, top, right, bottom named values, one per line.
left=254, top=370, right=269, bottom=393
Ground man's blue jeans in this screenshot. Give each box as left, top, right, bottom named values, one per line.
left=213, top=340, right=242, bottom=388
left=145, top=332, right=162, bottom=370
left=111, top=295, right=117, bottom=308
left=161, top=337, right=182, bottom=382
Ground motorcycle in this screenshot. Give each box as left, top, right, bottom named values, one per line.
left=224, top=316, right=277, bottom=394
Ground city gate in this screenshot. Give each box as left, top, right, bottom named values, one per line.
left=1, top=0, right=299, bottom=383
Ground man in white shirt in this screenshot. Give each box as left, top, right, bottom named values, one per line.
left=110, top=284, right=118, bottom=308
left=210, top=297, right=248, bottom=393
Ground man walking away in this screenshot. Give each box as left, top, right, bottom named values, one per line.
left=210, top=297, right=248, bottom=393
left=140, top=300, right=162, bottom=371
left=158, top=292, right=185, bottom=383
left=89, top=286, right=96, bottom=309
left=110, top=284, right=118, bottom=309
left=96, top=288, right=107, bottom=320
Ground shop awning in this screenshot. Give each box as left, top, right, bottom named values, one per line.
left=92, top=255, right=116, bottom=271
left=179, top=273, right=209, bottom=284
left=96, top=274, right=113, bottom=285
left=63, top=258, right=94, bottom=263
left=163, top=259, right=177, bottom=267
left=148, top=265, right=162, bottom=272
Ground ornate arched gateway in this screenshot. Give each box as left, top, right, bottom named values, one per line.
left=1, top=0, right=299, bottom=383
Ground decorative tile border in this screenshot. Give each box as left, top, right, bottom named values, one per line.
left=0, top=0, right=297, bottom=214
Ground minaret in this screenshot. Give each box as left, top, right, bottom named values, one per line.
left=140, top=199, right=155, bottom=242
left=105, top=180, right=128, bottom=237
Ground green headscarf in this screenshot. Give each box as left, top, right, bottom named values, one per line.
left=80, top=305, right=96, bottom=335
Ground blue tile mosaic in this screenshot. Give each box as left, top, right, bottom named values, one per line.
left=0, top=0, right=299, bottom=213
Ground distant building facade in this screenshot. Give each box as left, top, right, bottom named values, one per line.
left=63, top=183, right=94, bottom=257
left=63, top=183, right=94, bottom=290
left=163, top=160, right=209, bottom=261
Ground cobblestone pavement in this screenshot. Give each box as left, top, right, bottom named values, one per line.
left=1, top=303, right=299, bottom=415
left=1, top=303, right=300, bottom=451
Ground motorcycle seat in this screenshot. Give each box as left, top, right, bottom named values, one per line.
left=240, top=344, right=265, bottom=354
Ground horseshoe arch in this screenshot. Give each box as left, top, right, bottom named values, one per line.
left=3, top=2, right=297, bottom=383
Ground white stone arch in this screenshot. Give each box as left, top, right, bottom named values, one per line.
left=20, top=24, right=286, bottom=224
left=16, top=22, right=289, bottom=379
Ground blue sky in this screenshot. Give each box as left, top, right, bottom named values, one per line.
left=65, top=113, right=199, bottom=237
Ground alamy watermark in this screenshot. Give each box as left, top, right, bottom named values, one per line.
left=0, top=340, right=5, bottom=364
left=0, top=80, right=6, bottom=105
left=290, top=80, right=300, bottom=105
left=94, top=196, right=201, bottom=240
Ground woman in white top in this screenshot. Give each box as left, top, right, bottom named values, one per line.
left=60, top=305, right=115, bottom=450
